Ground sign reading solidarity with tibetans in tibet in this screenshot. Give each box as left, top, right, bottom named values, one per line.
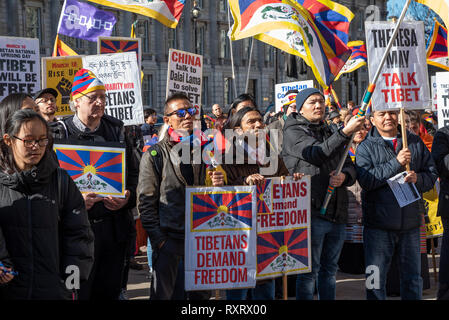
left=184, top=186, right=257, bottom=291
left=167, top=48, right=203, bottom=112
left=365, top=21, right=431, bottom=111
left=42, top=56, right=83, bottom=117
left=275, top=80, right=314, bottom=113
left=82, top=52, right=144, bottom=126
left=0, top=36, right=40, bottom=101
left=54, top=143, right=126, bottom=198
left=436, top=72, right=449, bottom=128
left=256, top=176, right=311, bottom=280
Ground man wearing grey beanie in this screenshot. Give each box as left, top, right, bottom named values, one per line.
left=282, top=87, right=366, bottom=300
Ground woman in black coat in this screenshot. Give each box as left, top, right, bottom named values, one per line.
left=0, top=109, right=94, bottom=299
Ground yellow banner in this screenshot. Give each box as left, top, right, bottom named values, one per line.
left=423, top=186, right=444, bottom=238
left=41, top=56, right=83, bottom=117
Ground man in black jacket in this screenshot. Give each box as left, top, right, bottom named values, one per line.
left=51, top=69, right=138, bottom=300
left=137, top=92, right=224, bottom=300
left=431, top=125, right=449, bottom=299
left=356, top=110, right=437, bottom=300
left=282, top=88, right=365, bottom=300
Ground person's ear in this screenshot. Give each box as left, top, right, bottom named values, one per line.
left=2, top=134, right=12, bottom=147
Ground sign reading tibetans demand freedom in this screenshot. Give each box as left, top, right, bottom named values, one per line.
left=185, top=186, right=257, bottom=291
left=274, top=80, right=314, bottom=113
left=0, top=36, right=40, bottom=101
left=54, top=143, right=126, bottom=198
left=82, top=52, right=144, bottom=125
left=365, top=21, right=431, bottom=111
left=436, top=72, right=449, bottom=128
left=41, top=56, right=83, bottom=117
left=256, top=176, right=311, bottom=280
left=166, top=48, right=203, bottom=111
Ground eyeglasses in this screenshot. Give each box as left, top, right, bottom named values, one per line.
left=77, top=91, right=107, bottom=104
left=13, top=136, right=49, bottom=148
left=36, top=98, right=56, bottom=104
left=166, top=107, right=197, bottom=118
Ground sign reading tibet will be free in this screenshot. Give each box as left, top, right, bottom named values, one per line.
left=436, top=72, right=449, bottom=128
left=167, top=48, right=202, bottom=110
left=0, top=36, right=40, bottom=101
left=82, top=52, right=144, bottom=126
left=365, top=21, right=431, bottom=111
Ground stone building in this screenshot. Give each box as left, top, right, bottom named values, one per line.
left=0, top=0, right=388, bottom=115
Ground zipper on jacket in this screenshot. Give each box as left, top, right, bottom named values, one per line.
left=27, top=197, right=34, bottom=299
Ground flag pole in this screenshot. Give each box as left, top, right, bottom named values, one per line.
left=245, top=37, right=254, bottom=93
left=320, top=0, right=413, bottom=215
left=227, top=2, right=238, bottom=98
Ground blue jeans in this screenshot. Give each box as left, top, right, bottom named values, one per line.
left=226, top=280, right=275, bottom=300
left=296, top=215, right=346, bottom=300
left=363, top=226, right=422, bottom=300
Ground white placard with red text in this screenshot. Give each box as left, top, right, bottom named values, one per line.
left=0, top=36, right=40, bottom=101
left=166, top=48, right=203, bottom=110
left=365, top=21, right=431, bottom=111
left=185, top=185, right=257, bottom=291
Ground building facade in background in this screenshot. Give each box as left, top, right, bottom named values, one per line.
left=0, top=0, right=387, bottom=116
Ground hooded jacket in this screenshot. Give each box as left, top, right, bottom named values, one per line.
left=356, top=126, right=438, bottom=231
left=0, top=152, right=94, bottom=300
left=282, top=113, right=356, bottom=223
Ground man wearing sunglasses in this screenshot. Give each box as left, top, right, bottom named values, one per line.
left=50, top=69, right=139, bottom=300
left=137, top=92, right=224, bottom=300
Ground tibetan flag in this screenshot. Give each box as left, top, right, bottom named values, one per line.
left=87, top=0, right=185, bottom=28
left=54, top=144, right=126, bottom=197
left=334, top=41, right=367, bottom=81
left=257, top=228, right=309, bottom=276
left=190, top=191, right=254, bottom=231
left=256, top=179, right=273, bottom=214
left=427, top=20, right=449, bottom=71
left=230, top=0, right=352, bottom=89
left=57, top=0, right=117, bottom=42
left=416, top=0, right=449, bottom=42
left=52, top=34, right=78, bottom=57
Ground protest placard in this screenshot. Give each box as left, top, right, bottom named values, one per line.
left=185, top=186, right=257, bottom=291
left=54, top=143, right=126, bottom=198
left=166, top=48, right=202, bottom=110
left=82, top=52, right=144, bottom=125
left=436, top=72, right=449, bottom=128
left=256, top=176, right=311, bottom=280
left=422, top=185, right=444, bottom=239
left=274, top=80, right=314, bottom=113
left=431, top=75, right=438, bottom=112
left=41, top=56, right=83, bottom=117
left=365, top=21, right=431, bottom=111
left=97, top=36, right=141, bottom=69
left=0, top=36, right=40, bottom=101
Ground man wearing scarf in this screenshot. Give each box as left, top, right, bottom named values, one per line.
left=137, top=92, right=224, bottom=300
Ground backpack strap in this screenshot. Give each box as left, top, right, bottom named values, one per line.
left=56, top=167, right=69, bottom=220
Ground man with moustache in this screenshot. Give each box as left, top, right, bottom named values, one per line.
left=34, top=88, right=58, bottom=122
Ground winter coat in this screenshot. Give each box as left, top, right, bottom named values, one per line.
left=50, top=114, right=138, bottom=243
left=0, top=152, right=94, bottom=300
left=431, top=125, right=449, bottom=219
left=137, top=136, right=207, bottom=249
left=356, top=126, right=438, bottom=231
left=281, top=113, right=356, bottom=223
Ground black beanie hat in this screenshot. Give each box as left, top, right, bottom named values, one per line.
left=296, top=88, right=324, bottom=112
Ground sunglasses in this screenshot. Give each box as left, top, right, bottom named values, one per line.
left=166, top=107, right=197, bottom=118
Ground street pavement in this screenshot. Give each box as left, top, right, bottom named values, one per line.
left=125, top=253, right=440, bottom=300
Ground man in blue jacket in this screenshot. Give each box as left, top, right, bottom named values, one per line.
left=356, top=110, right=438, bottom=300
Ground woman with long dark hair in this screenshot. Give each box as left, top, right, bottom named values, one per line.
left=0, top=109, right=94, bottom=300
left=0, top=93, right=39, bottom=134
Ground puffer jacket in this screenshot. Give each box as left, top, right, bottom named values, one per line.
left=282, top=113, right=356, bottom=223
left=137, top=136, right=207, bottom=250
left=431, top=125, right=449, bottom=219
left=356, top=126, right=438, bottom=231
left=0, top=152, right=94, bottom=300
